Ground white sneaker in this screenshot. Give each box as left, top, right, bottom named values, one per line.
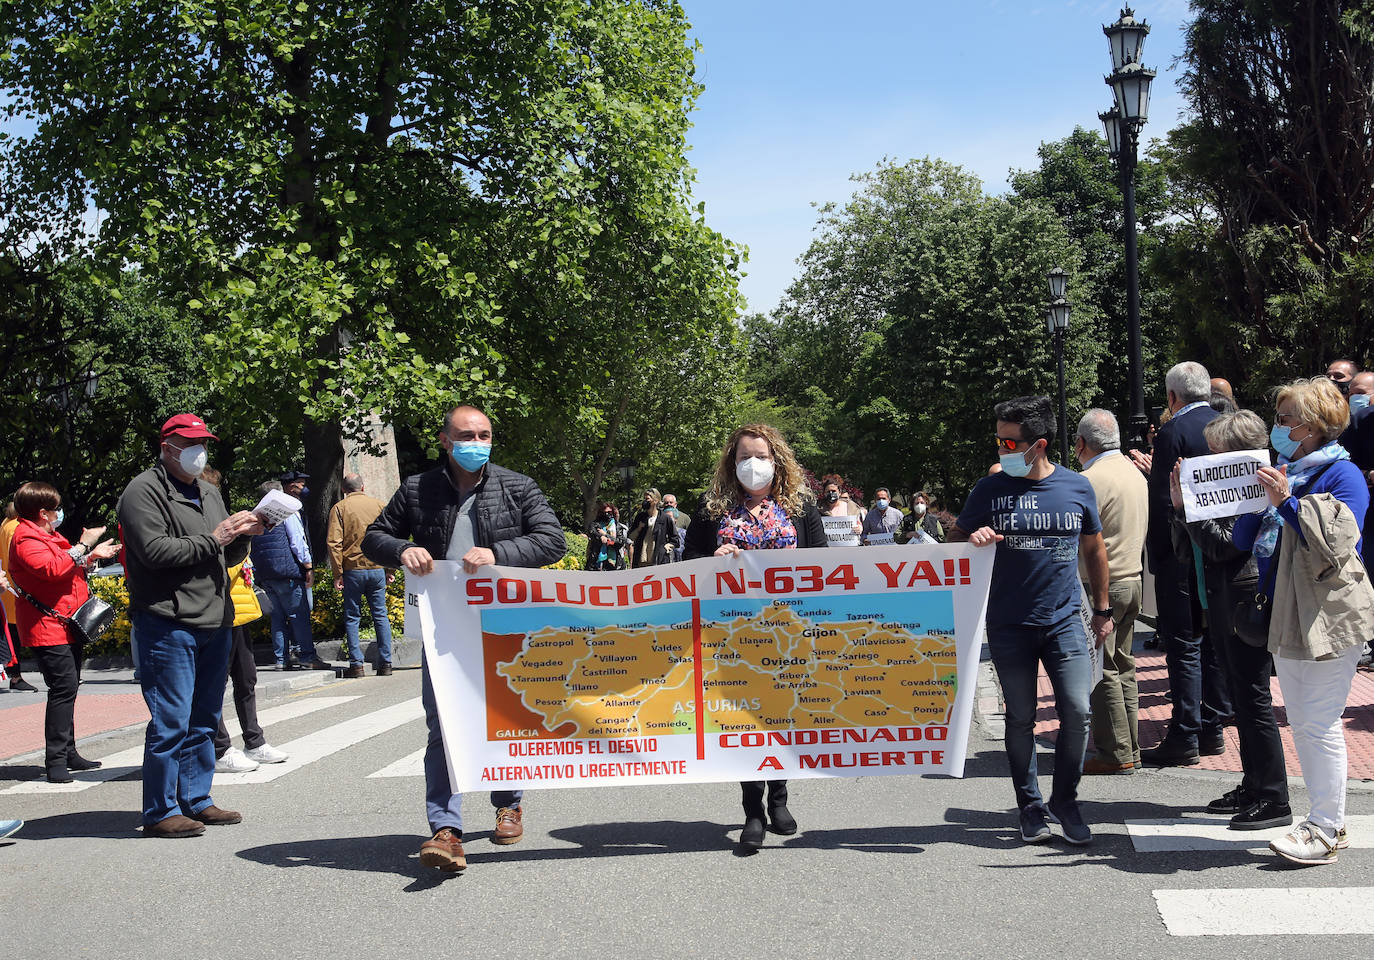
left=215, top=747, right=260, bottom=774
left=1269, top=820, right=1339, bottom=866
left=245, top=743, right=289, bottom=764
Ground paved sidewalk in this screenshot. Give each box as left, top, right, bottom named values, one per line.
left=1017, top=632, right=1374, bottom=782
left=0, top=666, right=341, bottom=763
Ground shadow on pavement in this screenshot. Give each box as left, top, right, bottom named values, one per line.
left=236, top=834, right=435, bottom=883
left=17, top=810, right=145, bottom=839
left=468, top=819, right=735, bottom=864
left=942, top=799, right=1274, bottom=875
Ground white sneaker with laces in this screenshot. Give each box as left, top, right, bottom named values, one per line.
left=215, top=747, right=260, bottom=774
left=1269, top=820, right=1338, bottom=865
left=245, top=743, right=289, bottom=764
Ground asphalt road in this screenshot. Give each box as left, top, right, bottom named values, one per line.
left=3, top=668, right=1372, bottom=960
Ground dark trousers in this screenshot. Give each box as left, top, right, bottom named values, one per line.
left=741, top=780, right=788, bottom=818
left=1155, top=553, right=1207, bottom=744
left=31, top=640, right=84, bottom=768
left=213, top=626, right=264, bottom=756
left=1220, top=631, right=1289, bottom=803
left=1200, top=628, right=1232, bottom=729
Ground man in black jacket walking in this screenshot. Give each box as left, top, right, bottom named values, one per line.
left=362, top=405, right=564, bottom=873
left=1141, top=362, right=1229, bottom=766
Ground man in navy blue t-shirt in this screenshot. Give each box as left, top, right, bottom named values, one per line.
left=952, top=396, right=1114, bottom=846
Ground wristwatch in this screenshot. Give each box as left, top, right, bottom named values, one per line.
left=1092, top=607, right=1113, bottom=619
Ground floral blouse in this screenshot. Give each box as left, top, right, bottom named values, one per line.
left=717, top=499, right=798, bottom=551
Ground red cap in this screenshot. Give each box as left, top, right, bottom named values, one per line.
left=160, top=414, right=219, bottom=442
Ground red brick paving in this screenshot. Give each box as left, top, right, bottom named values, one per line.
left=0, top=692, right=148, bottom=761
left=1033, top=647, right=1374, bottom=782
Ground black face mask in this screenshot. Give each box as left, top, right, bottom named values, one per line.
left=826, top=491, right=839, bottom=503
left=600, top=511, right=613, bottom=520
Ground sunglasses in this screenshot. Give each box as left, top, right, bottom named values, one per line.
left=994, top=435, right=1036, bottom=452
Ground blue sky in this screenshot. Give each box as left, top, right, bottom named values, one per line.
left=2, top=1, right=1192, bottom=317
left=682, top=0, right=1193, bottom=314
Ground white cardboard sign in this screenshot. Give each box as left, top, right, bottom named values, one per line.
left=1178, top=449, right=1270, bottom=522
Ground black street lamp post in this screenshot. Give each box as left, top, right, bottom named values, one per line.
left=615, top=457, right=637, bottom=512
left=1046, top=267, right=1071, bottom=465
left=1102, top=7, right=1155, bottom=449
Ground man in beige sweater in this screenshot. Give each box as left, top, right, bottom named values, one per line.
left=1075, top=409, right=1149, bottom=774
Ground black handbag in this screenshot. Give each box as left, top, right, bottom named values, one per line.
left=12, top=581, right=115, bottom=645
left=1233, top=532, right=1279, bottom=648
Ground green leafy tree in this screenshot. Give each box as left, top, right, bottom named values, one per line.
left=1154, top=0, right=1374, bottom=398
left=1, top=0, right=741, bottom=548
left=1009, top=128, right=1174, bottom=417
left=746, top=159, right=1100, bottom=508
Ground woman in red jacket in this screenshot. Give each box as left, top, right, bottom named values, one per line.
left=7, top=482, right=119, bottom=782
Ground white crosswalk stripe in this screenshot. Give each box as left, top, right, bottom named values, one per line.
left=1153, top=888, right=1374, bottom=936
left=0, top=696, right=360, bottom=795
left=1126, top=814, right=1374, bottom=852
left=212, top=698, right=424, bottom=785
left=1137, top=814, right=1374, bottom=936
left=367, top=747, right=425, bottom=779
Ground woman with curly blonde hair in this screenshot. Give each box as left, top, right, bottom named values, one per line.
left=684, top=423, right=826, bottom=849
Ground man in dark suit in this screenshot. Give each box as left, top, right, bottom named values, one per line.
left=1141, top=361, right=1230, bottom=766
left=1342, top=371, right=1374, bottom=664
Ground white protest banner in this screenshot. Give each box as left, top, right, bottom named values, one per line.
left=415, top=544, right=993, bottom=791
left=821, top=513, right=861, bottom=547
left=1178, top=449, right=1270, bottom=522
left=1078, top=583, right=1104, bottom=688
left=252, top=489, right=302, bottom=528
left=866, top=531, right=896, bottom=546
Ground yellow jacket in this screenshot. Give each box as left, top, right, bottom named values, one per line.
left=0, top=516, right=18, bottom=624
left=229, top=559, right=263, bottom=627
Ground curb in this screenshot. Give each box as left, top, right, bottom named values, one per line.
left=0, top=669, right=341, bottom=766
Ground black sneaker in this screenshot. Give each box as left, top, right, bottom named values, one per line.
left=1207, top=785, right=1255, bottom=814
left=1019, top=806, right=1051, bottom=844
left=1047, top=799, right=1092, bottom=846
left=1229, top=799, right=1293, bottom=831
left=9, top=678, right=37, bottom=693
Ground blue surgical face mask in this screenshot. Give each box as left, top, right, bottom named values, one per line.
left=875, top=498, right=889, bottom=511
left=451, top=441, right=492, bottom=472
left=1350, top=394, right=1371, bottom=415
left=1270, top=424, right=1302, bottom=460
left=50, top=508, right=65, bottom=527
left=999, top=449, right=1035, bottom=478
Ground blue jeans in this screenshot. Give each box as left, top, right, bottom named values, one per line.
left=343, top=568, right=394, bottom=666
left=421, top=651, right=520, bottom=834
left=988, top=615, right=1092, bottom=812
left=133, top=611, right=232, bottom=825
left=261, top=578, right=316, bottom=664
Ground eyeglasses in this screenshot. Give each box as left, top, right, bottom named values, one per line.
left=994, top=435, right=1034, bottom=452
left=1274, top=413, right=1306, bottom=428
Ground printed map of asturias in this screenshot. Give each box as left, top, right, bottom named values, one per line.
left=492, top=601, right=957, bottom=739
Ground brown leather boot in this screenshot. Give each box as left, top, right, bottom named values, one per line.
left=493, top=806, right=524, bottom=845
left=190, top=805, right=242, bottom=825
left=418, top=828, right=466, bottom=872
left=144, top=815, right=206, bottom=838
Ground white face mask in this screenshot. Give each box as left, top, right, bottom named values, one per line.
left=177, top=443, right=208, bottom=477
left=735, top=456, right=775, bottom=493
left=914, top=503, right=926, bottom=516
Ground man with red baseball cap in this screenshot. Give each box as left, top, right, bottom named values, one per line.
left=117, top=413, right=264, bottom=838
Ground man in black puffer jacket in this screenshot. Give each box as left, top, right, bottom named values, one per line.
left=363, top=404, right=563, bottom=874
